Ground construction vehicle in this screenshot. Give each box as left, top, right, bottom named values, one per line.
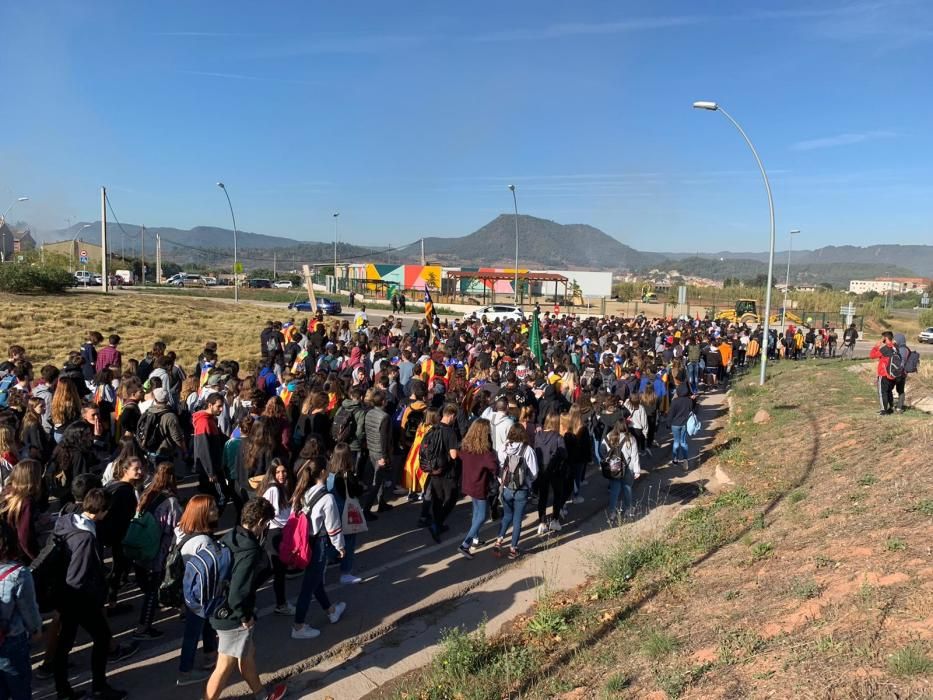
left=715, top=299, right=806, bottom=326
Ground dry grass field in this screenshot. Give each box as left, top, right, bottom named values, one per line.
left=0, top=291, right=280, bottom=371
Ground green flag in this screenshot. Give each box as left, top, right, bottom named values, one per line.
left=529, top=309, right=544, bottom=368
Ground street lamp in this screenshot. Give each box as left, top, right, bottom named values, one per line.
left=693, top=101, right=776, bottom=386
left=71, top=223, right=92, bottom=273
left=781, top=229, right=800, bottom=329
left=0, top=196, right=29, bottom=226
left=216, top=182, right=239, bottom=303
left=508, top=185, right=520, bottom=305
left=333, top=212, right=340, bottom=294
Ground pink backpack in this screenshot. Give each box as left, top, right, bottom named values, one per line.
left=278, top=490, right=326, bottom=569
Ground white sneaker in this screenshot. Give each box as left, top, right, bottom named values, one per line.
left=328, top=601, right=347, bottom=624
left=536, top=523, right=548, bottom=536
left=291, top=625, right=320, bottom=640
left=274, top=603, right=296, bottom=615
left=549, top=519, right=562, bottom=532
left=339, top=574, right=362, bottom=585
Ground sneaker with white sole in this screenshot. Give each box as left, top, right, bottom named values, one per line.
left=549, top=519, right=562, bottom=532
left=177, top=670, right=211, bottom=687
left=339, top=574, right=362, bottom=585
left=290, top=625, right=321, bottom=640
left=536, top=523, right=548, bottom=536
left=274, top=603, right=296, bottom=615
left=560, top=506, right=569, bottom=520
left=328, top=601, right=347, bottom=624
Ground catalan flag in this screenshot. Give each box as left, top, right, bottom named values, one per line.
left=424, top=286, right=439, bottom=345
left=402, top=423, right=431, bottom=493
left=199, top=361, right=214, bottom=390
left=114, top=396, right=124, bottom=422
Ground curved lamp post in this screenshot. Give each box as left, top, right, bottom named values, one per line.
left=508, top=185, right=519, bottom=305
left=693, top=101, right=776, bottom=385
left=216, top=182, right=239, bottom=303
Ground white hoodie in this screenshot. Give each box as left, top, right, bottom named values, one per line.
left=481, top=407, right=514, bottom=452
left=497, top=441, right=539, bottom=487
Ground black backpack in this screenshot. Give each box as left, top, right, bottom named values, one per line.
left=404, top=407, right=426, bottom=446
left=502, top=451, right=530, bottom=491
left=135, top=411, right=164, bottom=452
left=418, top=426, right=446, bottom=475
left=903, top=347, right=921, bottom=374
left=30, top=532, right=69, bottom=612
left=331, top=407, right=358, bottom=445
left=888, top=349, right=906, bottom=379
left=158, top=533, right=195, bottom=609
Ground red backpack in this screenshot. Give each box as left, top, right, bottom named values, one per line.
left=278, top=490, right=326, bottom=569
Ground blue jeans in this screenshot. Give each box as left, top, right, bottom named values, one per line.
left=334, top=534, right=356, bottom=575
left=295, top=537, right=331, bottom=625
left=497, top=487, right=528, bottom=550
left=686, top=362, right=700, bottom=394
left=462, top=497, right=488, bottom=548
left=671, top=424, right=688, bottom=462
left=606, top=470, right=634, bottom=515
left=179, top=607, right=217, bottom=673
left=0, top=632, right=31, bottom=700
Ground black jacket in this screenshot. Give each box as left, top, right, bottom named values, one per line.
left=668, top=385, right=694, bottom=427
left=54, top=513, right=108, bottom=607
left=211, top=525, right=270, bottom=631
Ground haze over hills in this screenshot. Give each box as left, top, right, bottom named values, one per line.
left=32, top=217, right=933, bottom=284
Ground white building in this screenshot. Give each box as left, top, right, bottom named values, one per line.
left=849, top=279, right=905, bottom=295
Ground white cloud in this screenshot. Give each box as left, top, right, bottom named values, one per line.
left=791, top=131, right=896, bottom=151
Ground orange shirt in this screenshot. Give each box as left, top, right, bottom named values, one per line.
left=719, top=342, right=733, bottom=367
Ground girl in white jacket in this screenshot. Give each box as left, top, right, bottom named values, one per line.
left=623, top=394, right=648, bottom=454
left=599, top=422, right=641, bottom=525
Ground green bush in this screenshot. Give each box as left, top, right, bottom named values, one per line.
left=920, top=309, right=933, bottom=329
left=0, top=263, right=74, bottom=293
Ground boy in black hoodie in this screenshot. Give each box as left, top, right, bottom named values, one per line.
left=52, top=487, right=127, bottom=700
left=206, top=498, right=285, bottom=700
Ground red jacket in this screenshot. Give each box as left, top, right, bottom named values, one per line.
left=869, top=342, right=896, bottom=379
left=192, top=409, right=220, bottom=436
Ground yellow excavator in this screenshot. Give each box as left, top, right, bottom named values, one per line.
left=715, top=298, right=804, bottom=326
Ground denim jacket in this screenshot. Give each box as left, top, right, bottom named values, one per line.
left=0, top=561, right=42, bottom=639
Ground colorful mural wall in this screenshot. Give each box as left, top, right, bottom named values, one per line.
left=346, top=264, right=442, bottom=295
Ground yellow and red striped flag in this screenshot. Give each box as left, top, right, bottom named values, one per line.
left=402, top=423, right=431, bottom=493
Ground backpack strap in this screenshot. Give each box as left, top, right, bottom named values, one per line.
left=303, top=488, right=330, bottom=537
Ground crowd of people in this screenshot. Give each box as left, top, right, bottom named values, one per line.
left=0, top=303, right=781, bottom=700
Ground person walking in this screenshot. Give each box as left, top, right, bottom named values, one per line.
left=325, top=444, right=365, bottom=584
left=361, top=389, right=392, bottom=517
left=205, top=498, right=286, bottom=700
left=493, top=424, right=538, bottom=559
left=0, top=521, right=43, bottom=700
left=423, top=404, right=461, bottom=544
left=457, top=418, right=497, bottom=558
left=258, top=459, right=295, bottom=615
left=290, top=461, right=346, bottom=640
left=599, top=422, right=641, bottom=525
left=869, top=331, right=900, bottom=415
left=534, top=413, right=567, bottom=535
left=668, top=383, right=693, bottom=467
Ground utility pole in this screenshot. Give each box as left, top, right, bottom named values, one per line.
left=101, top=187, right=109, bottom=293
left=420, top=238, right=425, bottom=266
left=273, top=251, right=277, bottom=280
left=156, top=233, right=162, bottom=284
left=140, top=226, right=145, bottom=287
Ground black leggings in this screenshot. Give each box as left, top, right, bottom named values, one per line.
left=55, top=597, right=112, bottom=695
left=536, top=469, right=564, bottom=522
left=135, top=566, right=160, bottom=629
left=268, top=530, right=287, bottom=607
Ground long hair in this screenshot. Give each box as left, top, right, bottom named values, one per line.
left=567, top=404, right=585, bottom=436
left=263, top=396, right=287, bottom=421
left=257, top=458, right=293, bottom=505
left=51, top=378, right=82, bottom=427
left=177, top=494, right=217, bottom=535
left=291, top=456, right=327, bottom=512
left=327, top=443, right=354, bottom=477
left=52, top=421, right=92, bottom=469
left=461, top=418, right=493, bottom=455
left=137, top=462, right=177, bottom=513
left=242, top=418, right=278, bottom=475
left=300, top=390, right=328, bottom=417
left=0, top=459, right=43, bottom=527
left=19, top=397, right=44, bottom=442
left=0, top=425, right=16, bottom=456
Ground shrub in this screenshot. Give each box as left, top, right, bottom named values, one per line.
left=919, top=309, right=933, bottom=329
left=888, top=643, right=932, bottom=677
left=0, top=263, right=74, bottom=293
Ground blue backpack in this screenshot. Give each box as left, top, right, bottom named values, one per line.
left=183, top=540, right=233, bottom=618
left=0, top=375, right=17, bottom=408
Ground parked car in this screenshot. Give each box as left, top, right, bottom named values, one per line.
left=170, top=274, right=206, bottom=287
left=288, top=297, right=343, bottom=315
left=247, top=278, right=272, bottom=289
left=464, top=305, right=525, bottom=322
left=74, top=270, right=97, bottom=286
left=273, top=279, right=294, bottom=289
left=918, top=327, right=933, bottom=344
left=203, top=276, right=218, bottom=286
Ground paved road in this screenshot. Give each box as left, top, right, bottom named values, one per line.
left=33, top=389, right=729, bottom=700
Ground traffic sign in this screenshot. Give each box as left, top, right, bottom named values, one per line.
left=79, top=255, right=88, bottom=264
left=80, top=249, right=87, bottom=257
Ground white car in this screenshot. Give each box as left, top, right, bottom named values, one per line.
left=464, top=305, right=526, bottom=323
left=918, top=327, right=933, bottom=344
left=273, top=280, right=294, bottom=289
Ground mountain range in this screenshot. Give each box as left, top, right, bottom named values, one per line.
left=36, top=217, right=933, bottom=285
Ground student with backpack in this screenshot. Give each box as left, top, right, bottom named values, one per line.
left=171, top=495, right=222, bottom=687
left=101, top=456, right=145, bottom=607
left=0, top=521, right=43, bottom=700
left=534, top=413, right=567, bottom=535
left=325, top=444, right=366, bottom=585
left=893, top=333, right=920, bottom=413
left=205, top=498, right=286, bottom=700
left=49, top=487, right=128, bottom=700
left=493, top=424, right=538, bottom=560
left=599, top=422, right=641, bottom=525
left=870, top=331, right=901, bottom=415
left=130, top=462, right=182, bottom=641
left=289, top=461, right=346, bottom=640
left=457, top=418, right=497, bottom=559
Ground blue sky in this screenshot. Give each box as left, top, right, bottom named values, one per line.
left=1, top=1, right=932, bottom=253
